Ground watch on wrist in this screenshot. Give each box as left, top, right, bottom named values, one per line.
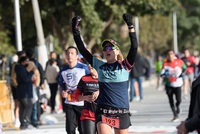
left=128, top=26, right=134, bottom=29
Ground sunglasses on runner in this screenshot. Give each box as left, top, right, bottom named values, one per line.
left=102, top=46, right=118, bottom=51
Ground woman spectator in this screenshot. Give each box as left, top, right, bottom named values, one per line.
left=45, top=59, right=60, bottom=114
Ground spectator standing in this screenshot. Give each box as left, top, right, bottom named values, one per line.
left=161, top=49, right=187, bottom=122
left=26, top=49, right=45, bottom=124
left=129, top=49, right=149, bottom=102
left=45, top=51, right=57, bottom=71
left=26, top=49, right=45, bottom=87
left=59, top=46, right=89, bottom=134
left=15, top=56, right=35, bottom=129
left=46, top=51, right=65, bottom=112
left=10, top=53, right=19, bottom=128
left=11, top=51, right=26, bottom=128
left=45, top=59, right=60, bottom=114
left=177, top=74, right=200, bottom=134
left=181, top=49, right=196, bottom=99
left=11, top=51, right=39, bottom=128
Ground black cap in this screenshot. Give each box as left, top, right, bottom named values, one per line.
left=17, top=51, right=25, bottom=56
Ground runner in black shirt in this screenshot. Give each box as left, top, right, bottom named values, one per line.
left=74, top=64, right=100, bottom=134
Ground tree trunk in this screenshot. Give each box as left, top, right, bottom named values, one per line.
left=105, top=25, right=110, bottom=39
left=51, top=14, right=65, bottom=49
left=51, top=7, right=72, bottom=51
left=87, top=38, right=96, bottom=49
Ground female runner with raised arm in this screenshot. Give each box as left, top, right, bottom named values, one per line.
left=71, top=13, right=138, bottom=134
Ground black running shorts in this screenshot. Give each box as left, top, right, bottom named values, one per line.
left=95, top=105, right=131, bottom=129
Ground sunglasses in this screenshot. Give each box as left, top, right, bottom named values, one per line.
left=102, top=46, right=118, bottom=51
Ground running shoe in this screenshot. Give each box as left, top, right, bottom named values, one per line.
left=27, top=124, right=36, bottom=129
left=14, top=118, right=20, bottom=128
left=20, top=125, right=26, bottom=130
left=133, top=96, right=140, bottom=101
left=171, top=116, right=179, bottom=122
left=183, top=95, right=188, bottom=100
left=51, top=111, right=57, bottom=114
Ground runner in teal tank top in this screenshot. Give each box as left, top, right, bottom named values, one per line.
left=71, top=13, right=138, bottom=134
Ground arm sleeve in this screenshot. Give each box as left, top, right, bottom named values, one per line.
left=58, top=70, right=66, bottom=93
left=59, top=86, right=65, bottom=93
left=179, top=63, right=187, bottom=77
left=77, top=78, right=85, bottom=92
left=74, top=78, right=85, bottom=101
left=73, top=34, right=93, bottom=65
left=126, top=32, right=138, bottom=66
left=185, top=113, right=200, bottom=132
left=160, top=64, right=166, bottom=78
left=74, top=89, right=83, bottom=101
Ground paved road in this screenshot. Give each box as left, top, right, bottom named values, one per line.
left=2, top=77, right=197, bottom=134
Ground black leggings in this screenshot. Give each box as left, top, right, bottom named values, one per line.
left=49, top=83, right=58, bottom=111
left=19, top=98, right=33, bottom=127
left=166, top=86, right=181, bottom=116
left=81, top=119, right=97, bottom=134
left=65, top=104, right=83, bottom=134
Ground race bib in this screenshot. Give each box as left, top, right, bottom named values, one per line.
left=168, top=77, right=177, bottom=82
left=102, top=115, right=119, bottom=128
left=67, top=90, right=78, bottom=102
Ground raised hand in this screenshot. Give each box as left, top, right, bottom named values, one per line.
left=123, top=13, right=133, bottom=27
left=71, top=15, right=82, bottom=29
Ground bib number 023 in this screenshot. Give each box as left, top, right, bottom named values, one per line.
left=102, top=115, right=119, bottom=128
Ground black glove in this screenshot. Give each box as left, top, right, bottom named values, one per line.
left=123, top=13, right=133, bottom=27
left=71, top=15, right=82, bottom=35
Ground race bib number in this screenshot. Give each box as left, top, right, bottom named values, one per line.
left=67, top=90, right=78, bottom=102
left=67, top=94, right=78, bottom=101
left=168, top=77, right=177, bottom=82
left=102, top=115, right=119, bottom=128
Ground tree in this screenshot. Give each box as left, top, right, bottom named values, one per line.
left=0, top=0, right=180, bottom=54
left=0, top=30, right=16, bottom=55
left=139, top=15, right=173, bottom=56
left=177, top=0, right=200, bottom=53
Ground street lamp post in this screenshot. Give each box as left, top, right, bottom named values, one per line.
left=173, top=10, right=178, bottom=54
left=135, top=16, right=139, bottom=45
left=14, top=0, right=22, bottom=51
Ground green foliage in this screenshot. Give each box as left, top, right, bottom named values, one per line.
left=0, top=0, right=182, bottom=56
left=177, top=0, right=200, bottom=52
left=80, top=0, right=102, bottom=39
left=139, top=15, right=173, bottom=55
left=0, top=30, right=16, bottom=55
